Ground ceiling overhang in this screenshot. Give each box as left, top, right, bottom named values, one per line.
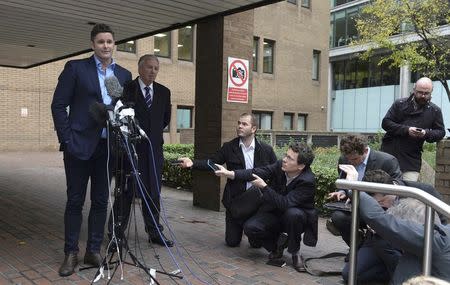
left=0, top=0, right=282, bottom=68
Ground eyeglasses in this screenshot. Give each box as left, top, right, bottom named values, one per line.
left=415, top=90, right=431, bottom=96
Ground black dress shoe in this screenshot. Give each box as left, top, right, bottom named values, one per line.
left=149, top=234, right=174, bottom=247
left=269, top=232, right=288, bottom=260
left=59, top=253, right=78, bottom=277
left=84, top=251, right=102, bottom=267
left=292, top=254, right=306, bottom=272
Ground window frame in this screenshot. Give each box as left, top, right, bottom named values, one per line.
left=263, top=39, right=275, bottom=74
left=154, top=32, right=171, bottom=58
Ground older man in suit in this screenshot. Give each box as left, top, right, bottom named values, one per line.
left=109, top=54, right=173, bottom=247
left=328, top=134, right=402, bottom=247
left=51, top=23, right=132, bottom=276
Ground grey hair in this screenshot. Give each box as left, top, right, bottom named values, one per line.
left=387, top=198, right=441, bottom=225
left=402, top=275, right=450, bottom=285
left=138, top=54, right=159, bottom=67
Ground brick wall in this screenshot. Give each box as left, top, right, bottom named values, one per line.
left=435, top=140, right=450, bottom=203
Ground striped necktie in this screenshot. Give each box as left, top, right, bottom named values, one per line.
left=144, top=86, right=152, bottom=108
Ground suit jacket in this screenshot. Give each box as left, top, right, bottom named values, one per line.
left=235, top=161, right=318, bottom=246
left=192, top=137, right=277, bottom=209
left=121, top=78, right=171, bottom=190
left=338, top=149, right=402, bottom=181
left=51, top=55, right=132, bottom=160
left=359, top=192, right=450, bottom=284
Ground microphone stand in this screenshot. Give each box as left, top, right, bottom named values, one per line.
left=87, top=124, right=181, bottom=284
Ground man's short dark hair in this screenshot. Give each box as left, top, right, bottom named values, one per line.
left=91, top=23, right=114, bottom=41
left=240, top=113, right=258, bottom=129
left=363, top=170, right=394, bottom=185
left=340, top=135, right=367, bottom=156
left=290, top=142, right=314, bottom=167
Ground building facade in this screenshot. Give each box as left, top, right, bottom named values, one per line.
left=0, top=0, right=330, bottom=151
left=329, top=0, right=450, bottom=134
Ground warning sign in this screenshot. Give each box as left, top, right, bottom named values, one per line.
left=227, top=57, right=249, bottom=103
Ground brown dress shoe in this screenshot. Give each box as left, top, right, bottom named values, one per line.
left=58, top=253, right=78, bottom=277
left=83, top=251, right=102, bottom=267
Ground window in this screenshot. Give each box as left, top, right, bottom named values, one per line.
left=330, top=6, right=362, bottom=48
left=253, top=111, right=272, bottom=130
left=297, top=114, right=307, bottom=131
left=176, top=107, right=192, bottom=129
left=332, top=56, right=400, bottom=90
left=263, top=39, right=275, bottom=74
left=252, top=37, right=259, bottom=72
left=116, top=41, right=136, bottom=53
left=287, top=0, right=297, bottom=4
left=154, top=32, right=171, bottom=58
left=178, top=26, right=193, bottom=61
left=301, top=0, right=310, bottom=8
left=312, top=50, right=321, bottom=80
left=283, top=113, right=294, bottom=130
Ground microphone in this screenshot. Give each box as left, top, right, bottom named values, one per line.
left=89, top=102, right=108, bottom=126
left=105, top=75, right=124, bottom=100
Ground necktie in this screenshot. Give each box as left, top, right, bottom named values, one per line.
left=144, top=86, right=152, bottom=108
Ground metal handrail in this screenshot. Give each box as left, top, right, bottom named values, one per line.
left=335, top=179, right=450, bottom=285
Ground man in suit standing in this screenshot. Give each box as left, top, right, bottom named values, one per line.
left=51, top=23, right=132, bottom=276
left=109, top=54, right=173, bottom=247
left=178, top=113, right=277, bottom=247
left=328, top=134, right=402, bottom=247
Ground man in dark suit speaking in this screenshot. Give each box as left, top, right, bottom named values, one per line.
left=51, top=23, right=132, bottom=276
left=109, top=54, right=173, bottom=247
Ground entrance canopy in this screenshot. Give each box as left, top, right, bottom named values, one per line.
left=0, top=0, right=280, bottom=68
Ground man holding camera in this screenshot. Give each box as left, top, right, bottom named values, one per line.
left=381, top=77, right=445, bottom=181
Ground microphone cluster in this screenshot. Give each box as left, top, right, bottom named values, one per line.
left=90, top=76, right=148, bottom=140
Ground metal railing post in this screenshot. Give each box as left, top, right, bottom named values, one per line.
left=348, top=190, right=359, bottom=285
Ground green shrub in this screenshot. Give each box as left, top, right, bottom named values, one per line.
left=162, top=145, right=193, bottom=189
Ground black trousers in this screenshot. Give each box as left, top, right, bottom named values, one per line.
left=243, top=207, right=307, bottom=254
left=331, top=210, right=365, bottom=247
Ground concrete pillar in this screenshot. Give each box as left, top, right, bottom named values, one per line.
left=193, top=11, right=254, bottom=211
left=399, top=64, right=411, bottom=99
left=435, top=140, right=450, bottom=204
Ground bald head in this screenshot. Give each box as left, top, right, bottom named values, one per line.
left=413, top=77, right=433, bottom=106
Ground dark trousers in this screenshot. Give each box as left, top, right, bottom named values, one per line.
left=225, top=210, right=252, bottom=247
left=108, top=142, right=163, bottom=239
left=243, top=208, right=307, bottom=254
left=108, top=176, right=163, bottom=239
left=342, top=234, right=401, bottom=284
left=331, top=210, right=365, bottom=247
left=63, top=140, right=109, bottom=254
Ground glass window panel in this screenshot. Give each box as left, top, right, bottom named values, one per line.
left=176, top=107, right=192, bottom=129
left=117, top=41, right=136, bottom=53
left=253, top=112, right=272, bottom=130
left=356, top=59, right=369, bottom=88
left=333, top=60, right=345, bottom=90
left=369, top=56, right=381, bottom=87
left=178, top=26, right=193, bottom=61
left=263, top=39, right=274, bottom=74
left=312, top=50, right=321, bottom=80
left=301, top=0, right=310, bottom=8
left=283, top=113, right=293, bottom=130
left=253, top=37, right=259, bottom=72
left=334, top=11, right=346, bottom=47
left=287, top=0, right=297, bottom=4
left=344, top=59, right=357, bottom=89
left=297, top=114, right=307, bottom=131
left=154, top=32, right=171, bottom=58
left=346, top=7, right=359, bottom=43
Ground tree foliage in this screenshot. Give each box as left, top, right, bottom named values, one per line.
left=355, top=0, right=450, bottom=100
